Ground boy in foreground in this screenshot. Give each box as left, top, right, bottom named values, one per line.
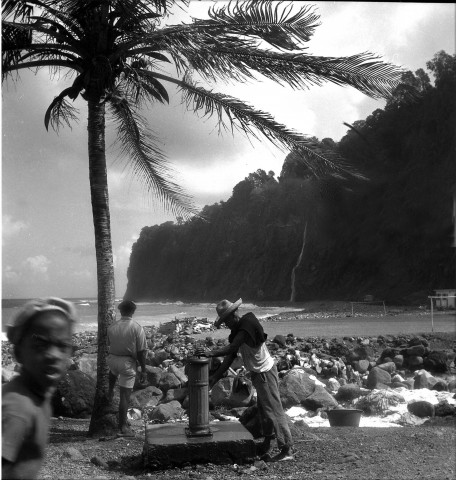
left=2, top=298, right=76, bottom=480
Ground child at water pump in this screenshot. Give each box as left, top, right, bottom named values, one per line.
left=2, top=298, right=75, bottom=480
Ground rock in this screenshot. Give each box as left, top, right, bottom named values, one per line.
left=159, top=372, right=182, bottom=392
left=63, top=447, right=84, bottom=461
left=52, top=370, right=96, bottom=418
left=406, top=345, right=426, bottom=357
left=327, top=378, right=341, bottom=393
left=413, top=369, right=438, bottom=389
left=91, top=456, right=109, bottom=469
left=335, top=384, right=361, bottom=402
left=353, top=345, right=375, bottom=361
left=406, top=356, right=423, bottom=369
left=147, top=400, right=184, bottom=422
left=423, top=351, right=450, bottom=373
left=279, top=371, right=316, bottom=408
left=162, top=387, right=188, bottom=404
left=432, top=380, right=448, bottom=391
left=448, top=380, right=456, bottom=393
left=75, top=353, right=98, bottom=379
left=130, top=386, right=163, bottom=409
left=434, top=400, right=456, bottom=417
left=353, top=359, right=370, bottom=374
left=168, top=364, right=188, bottom=387
left=377, top=362, right=396, bottom=374
left=301, top=385, right=338, bottom=410
left=393, top=355, right=404, bottom=369
left=380, top=348, right=397, bottom=361
left=211, top=376, right=253, bottom=408
left=239, top=405, right=263, bottom=438
left=408, top=336, right=429, bottom=347
left=366, top=367, right=391, bottom=390
left=144, top=366, right=163, bottom=387
left=273, top=335, right=287, bottom=348
left=151, top=349, right=169, bottom=367
left=407, top=401, right=435, bottom=418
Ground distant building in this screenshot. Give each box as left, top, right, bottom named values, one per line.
left=434, top=289, right=456, bottom=309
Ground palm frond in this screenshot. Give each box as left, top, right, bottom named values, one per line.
left=218, top=49, right=404, bottom=99
left=107, top=86, right=197, bottom=218
left=206, top=0, right=320, bottom=50
left=177, top=74, right=363, bottom=179
left=44, top=88, right=80, bottom=132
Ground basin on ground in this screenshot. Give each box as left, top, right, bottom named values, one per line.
left=327, top=409, right=363, bottom=427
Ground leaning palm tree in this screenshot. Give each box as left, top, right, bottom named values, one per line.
left=2, top=0, right=405, bottom=435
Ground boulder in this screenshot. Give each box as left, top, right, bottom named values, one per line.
left=279, top=371, right=316, bottom=408
left=301, top=385, right=338, bottom=410
left=432, top=380, right=448, bottom=391
left=239, top=405, right=263, bottom=439
left=273, top=335, right=287, bottom=348
left=327, top=378, right=341, bottom=393
left=423, top=351, right=450, bottom=373
left=447, top=380, right=456, bottom=393
left=75, top=353, right=98, bottom=379
left=158, top=372, right=182, bottom=392
left=335, top=384, right=362, bottom=402
left=407, top=401, right=435, bottom=418
left=434, top=400, right=456, bottom=417
left=353, top=359, right=369, bottom=374
left=147, top=400, right=184, bottom=423
left=52, top=370, right=96, bottom=418
left=162, top=387, right=188, bottom=404
left=144, top=366, right=163, bottom=387
left=168, top=365, right=188, bottom=387
left=366, top=367, right=391, bottom=390
left=130, top=386, right=163, bottom=409
left=377, top=362, right=396, bottom=374
left=151, top=349, right=169, bottom=367
left=406, top=356, right=423, bottom=369
left=406, top=345, right=426, bottom=357
left=393, top=355, right=404, bottom=369
left=413, top=370, right=438, bottom=390
left=211, top=376, right=253, bottom=408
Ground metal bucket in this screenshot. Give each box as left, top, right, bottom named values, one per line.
left=327, top=409, right=363, bottom=427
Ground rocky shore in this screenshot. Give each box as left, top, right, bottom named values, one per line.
left=2, top=311, right=456, bottom=479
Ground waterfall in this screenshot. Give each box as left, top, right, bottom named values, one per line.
left=290, top=222, right=308, bottom=303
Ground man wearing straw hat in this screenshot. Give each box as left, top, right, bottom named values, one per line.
left=195, top=298, right=293, bottom=462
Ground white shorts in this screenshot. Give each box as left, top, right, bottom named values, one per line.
left=107, top=354, right=137, bottom=389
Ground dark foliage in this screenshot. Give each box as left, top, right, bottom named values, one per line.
left=125, top=51, right=456, bottom=304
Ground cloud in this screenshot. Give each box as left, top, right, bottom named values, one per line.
left=2, top=215, right=28, bottom=242
left=73, top=269, right=92, bottom=279
left=3, top=266, right=20, bottom=284
left=23, top=255, right=51, bottom=277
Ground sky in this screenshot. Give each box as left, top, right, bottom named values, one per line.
left=1, top=1, right=455, bottom=300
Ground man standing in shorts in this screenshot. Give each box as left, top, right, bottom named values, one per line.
left=107, top=300, right=147, bottom=437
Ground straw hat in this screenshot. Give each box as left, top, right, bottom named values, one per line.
left=214, top=298, right=242, bottom=327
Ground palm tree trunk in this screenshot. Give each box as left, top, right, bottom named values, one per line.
left=87, top=99, right=118, bottom=437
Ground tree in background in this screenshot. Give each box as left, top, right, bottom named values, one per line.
left=2, top=0, right=404, bottom=435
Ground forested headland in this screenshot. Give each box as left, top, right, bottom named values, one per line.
left=125, top=51, right=456, bottom=305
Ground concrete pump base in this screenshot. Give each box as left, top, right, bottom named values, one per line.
left=143, top=421, right=256, bottom=470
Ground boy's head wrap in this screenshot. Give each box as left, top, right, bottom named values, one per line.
left=7, top=297, right=77, bottom=346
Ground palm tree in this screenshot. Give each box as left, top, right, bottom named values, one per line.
left=2, top=0, right=405, bottom=436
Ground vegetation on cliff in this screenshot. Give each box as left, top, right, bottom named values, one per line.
left=125, top=51, right=456, bottom=304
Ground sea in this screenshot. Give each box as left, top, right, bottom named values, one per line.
left=1, top=298, right=301, bottom=337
